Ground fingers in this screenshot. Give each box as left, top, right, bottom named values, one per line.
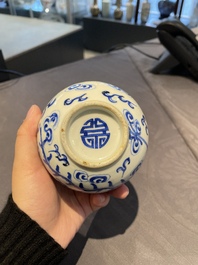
left=108, top=184, right=129, bottom=199
left=90, top=193, right=110, bottom=212
left=90, top=184, right=129, bottom=212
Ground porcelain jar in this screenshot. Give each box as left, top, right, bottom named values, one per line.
left=37, top=81, right=149, bottom=193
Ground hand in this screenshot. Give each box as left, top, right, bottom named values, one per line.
left=12, top=105, right=129, bottom=249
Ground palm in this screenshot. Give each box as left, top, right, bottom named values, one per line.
left=13, top=143, right=95, bottom=248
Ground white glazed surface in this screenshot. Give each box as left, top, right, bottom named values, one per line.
left=37, top=81, right=149, bottom=193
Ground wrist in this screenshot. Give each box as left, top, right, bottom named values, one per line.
left=0, top=195, right=68, bottom=264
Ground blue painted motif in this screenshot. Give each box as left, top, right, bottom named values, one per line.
left=102, top=91, right=136, bottom=109
left=67, top=83, right=93, bottom=90
left=79, top=182, right=112, bottom=192
left=47, top=144, right=69, bottom=166
left=124, top=110, right=148, bottom=155
left=107, top=83, right=122, bottom=91
left=64, top=93, right=88, bottom=105
left=89, top=175, right=110, bottom=184
left=74, top=171, right=89, bottom=182
left=38, top=113, right=113, bottom=192
left=38, top=112, right=74, bottom=187
left=47, top=98, right=56, bottom=108
left=42, top=112, right=59, bottom=144
left=58, top=172, right=72, bottom=182
left=88, top=179, right=113, bottom=192
left=74, top=171, right=112, bottom=192
left=141, top=115, right=149, bottom=135
left=130, top=161, right=143, bottom=177
left=80, top=118, right=110, bottom=149
left=42, top=98, right=57, bottom=117
left=116, top=157, right=131, bottom=177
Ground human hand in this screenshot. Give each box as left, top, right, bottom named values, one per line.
left=12, top=105, right=129, bottom=249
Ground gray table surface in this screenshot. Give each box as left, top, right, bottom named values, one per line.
left=0, top=14, right=82, bottom=61
left=0, top=46, right=198, bottom=265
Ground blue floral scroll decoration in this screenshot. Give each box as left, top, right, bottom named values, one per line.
left=38, top=112, right=73, bottom=186
left=40, top=112, right=59, bottom=145
left=102, top=91, right=136, bottom=109
left=124, top=110, right=148, bottom=155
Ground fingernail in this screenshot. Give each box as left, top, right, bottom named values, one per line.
left=26, top=105, right=35, bottom=119
left=125, top=189, right=129, bottom=197
left=98, top=194, right=106, bottom=204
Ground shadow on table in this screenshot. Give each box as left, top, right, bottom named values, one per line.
left=60, top=182, right=138, bottom=265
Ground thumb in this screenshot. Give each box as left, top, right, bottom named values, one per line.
left=18, top=105, right=42, bottom=138
left=12, top=105, right=42, bottom=183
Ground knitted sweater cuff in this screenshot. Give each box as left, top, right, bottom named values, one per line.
left=0, top=195, right=67, bottom=265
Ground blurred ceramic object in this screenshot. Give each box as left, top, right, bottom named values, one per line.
left=126, top=0, right=135, bottom=22
left=56, top=0, right=87, bottom=16
left=141, top=0, right=150, bottom=24
left=102, top=0, right=110, bottom=18
left=40, top=0, right=64, bottom=22
left=189, top=0, right=198, bottom=28
left=12, top=0, right=33, bottom=7
left=37, top=81, right=149, bottom=193
left=114, top=0, right=123, bottom=20
left=90, top=0, right=100, bottom=17
left=55, top=0, right=67, bottom=15
left=158, top=0, right=175, bottom=19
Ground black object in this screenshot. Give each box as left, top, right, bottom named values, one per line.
left=0, top=50, right=9, bottom=82
left=83, top=17, right=157, bottom=52
left=151, top=19, right=198, bottom=81
left=134, top=0, right=140, bottom=24
left=158, top=0, right=176, bottom=19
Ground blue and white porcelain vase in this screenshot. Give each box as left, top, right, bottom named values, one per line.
left=37, top=81, right=149, bottom=193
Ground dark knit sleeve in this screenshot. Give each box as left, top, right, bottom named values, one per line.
left=0, top=195, right=68, bottom=265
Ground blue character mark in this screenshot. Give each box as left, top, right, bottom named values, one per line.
left=80, top=118, right=110, bottom=149
left=116, top=157, right=131, bottom=177
left=102, top=91, right=136, bottom=109
left=64, top=93, right=88, bottom=105
left=124, top=110, right=148, bottom=155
